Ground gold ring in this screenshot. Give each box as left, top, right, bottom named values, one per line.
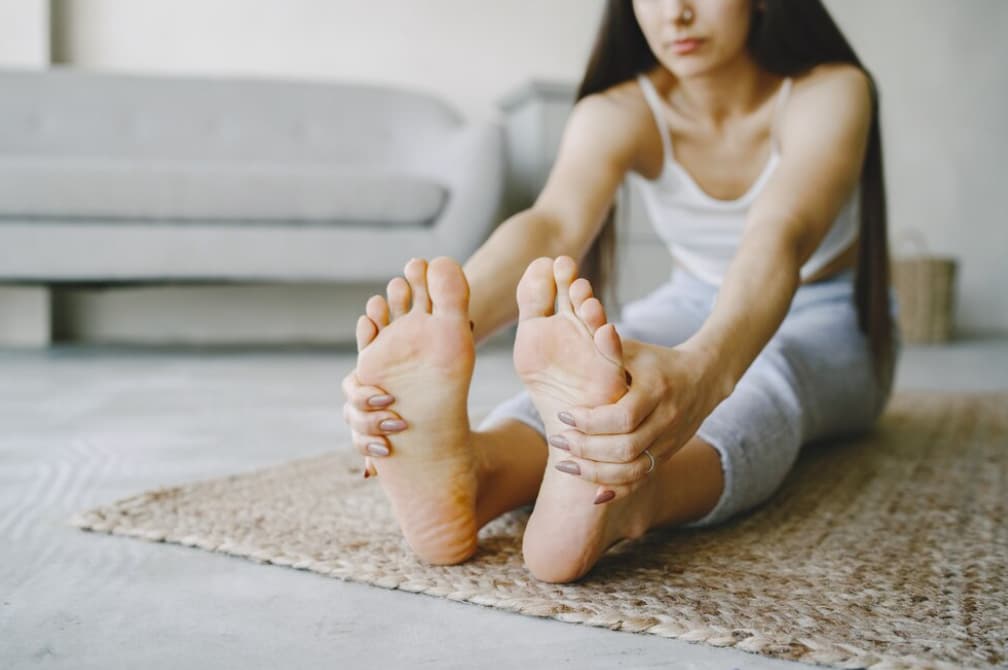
left=643, top=448, right=656, bottom=474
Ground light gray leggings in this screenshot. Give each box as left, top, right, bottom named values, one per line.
left=480, top=267, right=900, bottom=527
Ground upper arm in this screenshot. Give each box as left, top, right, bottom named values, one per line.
left=529, top=92, right=640, bottom=257
left=747, top=65, right=873, bottom=264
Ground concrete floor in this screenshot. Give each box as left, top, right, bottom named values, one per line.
left=1, top=337, right=1006, bottom=669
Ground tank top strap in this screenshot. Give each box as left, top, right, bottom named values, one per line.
left=636, top=74, right=673, bottom=166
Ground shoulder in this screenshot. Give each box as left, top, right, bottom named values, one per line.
left=787, top=63, right=872, bottom=119
left=560, top=77, right=655, bottom=169
left=780, top=63, right=873, bottom=149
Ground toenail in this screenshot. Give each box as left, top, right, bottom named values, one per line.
left=555, top=460, right=580, bottom=476
left=557, top=411, right=576, bottom=427
left=367, top=394, right=395, bottom=408
left=367, top=443, right=390, bottom=457
left=593, top=490, right=615, bottom=505
left=548, top=435, right=570, bottom=451
left=379, top=419, right=407, bottom=432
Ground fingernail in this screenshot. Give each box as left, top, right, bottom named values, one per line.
left=379, top=419, right=407, bottom=432
left=363, top=468, right=371, bottom=479
left=555, top=461, right=580, bottom=476
left=367, top=443, right=390, bottom=457
left=367, top=394, right=395, bottom=408
left=593, top=490, right=615, bottom=505
left=558, top=411, right=576, bottom=427
left=548, top=435, right=570, bottom=451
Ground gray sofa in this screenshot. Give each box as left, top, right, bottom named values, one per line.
left=0, top=67, right=504, bottom=283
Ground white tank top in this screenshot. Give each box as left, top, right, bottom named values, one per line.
left=627, top=74, right=860, bottom=285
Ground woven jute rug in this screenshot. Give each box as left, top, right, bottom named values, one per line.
left=73, top=391, right=1007, bottom=669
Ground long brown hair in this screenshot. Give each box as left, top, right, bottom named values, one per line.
left=576, top=0, right=893, bottom=385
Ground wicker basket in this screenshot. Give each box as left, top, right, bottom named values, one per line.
left=891, top=250, right=958, bottom=344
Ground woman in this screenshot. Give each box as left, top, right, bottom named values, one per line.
left=341, top=0, right=899, bottom=584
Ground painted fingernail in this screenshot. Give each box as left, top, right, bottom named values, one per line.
left=593, top=490, right=616, bottom=505
left=555, top=461, right=580, bottom=476
left=379, top=419, right=407, bottom=432
left=548, top=435, right=570, bottom=451
left=367, top=443, right=390, bottom=457
left=558, top=411, right=576, bottom=427
left=363, top=468, right=371, bottom=479
left=367, top=394, right=395, bottom=408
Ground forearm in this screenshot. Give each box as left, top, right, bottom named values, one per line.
left=681, top=231, right=802, bottom=394
left=463, top=208, right=571, bottom=345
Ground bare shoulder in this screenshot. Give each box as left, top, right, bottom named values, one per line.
left=561, top=78, right=654, bottom=169
left=781, top=63, right=872, bottom=146
left=788, top=63, right=872, bottom=118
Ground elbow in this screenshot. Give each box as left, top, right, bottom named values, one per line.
left=745, top=215, right=807, bottom=278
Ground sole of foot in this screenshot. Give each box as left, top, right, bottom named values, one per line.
left=355, top=257, right=481, bottom=565
left=515, top=256, right=652, bottom=583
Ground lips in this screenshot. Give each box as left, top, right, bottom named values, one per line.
left=668, top=38, right=703, bottom=54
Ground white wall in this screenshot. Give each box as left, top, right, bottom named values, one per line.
left=54, top=0, right=605, bottom=122
left=0, top=0, right=49, bottom=67
left=823, top=0, right=1008, bottom=334
left=53, top=0, right=1008, bottom=334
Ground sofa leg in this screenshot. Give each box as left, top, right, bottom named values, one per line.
left=0, top=285, right=52, bottom=348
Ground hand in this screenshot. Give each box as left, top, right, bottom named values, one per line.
left=340, top=369, right=404, bottom=478
left=548, top=339, right=733, bottom=502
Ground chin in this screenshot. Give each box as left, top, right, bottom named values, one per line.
left=659, top=59, right=710, bottom=79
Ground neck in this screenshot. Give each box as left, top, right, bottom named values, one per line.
left=655, top=53, right=775, bottom=130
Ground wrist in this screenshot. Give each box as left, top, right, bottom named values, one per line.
left=677, top=337, right=736, bottom=404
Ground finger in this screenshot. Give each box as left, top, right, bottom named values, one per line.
left=348, top=383, right=395, bottom=412
left=549, top=425, right=655, bottom=464
left=341, top=372, right=395, bottom=412
left=562, top=382, right=661, bottom=435
left=353, top=431, right=392, bottom=458
left=346, top=406, right=406, bottom=435
left=552, top=450, right=657, bottom=486
left=591, top=481, right=643, bottom=505
left=341, top=370, right=359, bottom=398
left=363, top=456, right=379, bottom=479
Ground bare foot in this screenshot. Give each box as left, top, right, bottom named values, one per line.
left=515, top=257, right=654, bottom=583
left=355, top=257, right=480, bottom=565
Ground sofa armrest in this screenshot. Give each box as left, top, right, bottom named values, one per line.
left=404, top=121, right=506, bottom=262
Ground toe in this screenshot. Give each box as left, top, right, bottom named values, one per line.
left=428, top=257, right=470, bottom=318
left=387, top=277, right=411, bottom=319
left=569, top=277, right=593, bottom=314
left=517, top=257, right=557, bottom=321
left=593, top=323, right=624, bottom=367
left=355, top=315, right=379, bottom=352
left=577, top=297, right=608, bottom=332
left=553, top=256, right=578, bottom=312
left=366, top=295, right=390, bottom=329
left=404, top=258, right=431, bottom=313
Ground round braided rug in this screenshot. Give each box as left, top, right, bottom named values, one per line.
left=72, top=391, right=1008, bottom=669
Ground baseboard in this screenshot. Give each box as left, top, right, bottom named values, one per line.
left=50, top=282, right=384, bottom=346
left=0, top=284, right=51, bottom=347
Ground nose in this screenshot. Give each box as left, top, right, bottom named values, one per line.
left=653, top=0, right=695, bottom=25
